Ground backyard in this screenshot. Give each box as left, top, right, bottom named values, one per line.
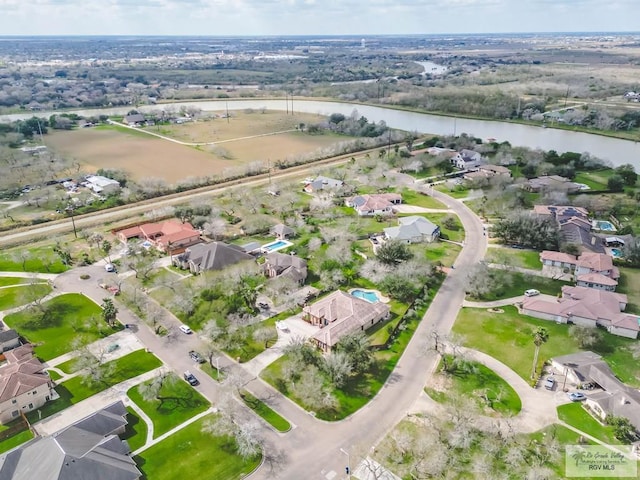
left=135, top=415, right=261, bottom=480
left=466, top=270, right=569, bottom=301
left=453, top=306, right=640, bottom=385
left=3, top=293, right=115, bottom=360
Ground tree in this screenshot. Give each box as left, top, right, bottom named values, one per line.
left=138, top=372, right=177, bottom=403
left=252, top=326, right=277, bottom=349
left=335, top=331, right=372, bottom=374
left=606, top=415, right=637, bottom=443
left=376, top=240, right=413, bottom=265
left=380, top=275, right=420, bottom=302
left=101, top=240, right=113, bottom=262
left=322, top=351, right=352, bottom=388
left=101, top=297, right=118, bottom=327
left=569, top=325, right=602, bottom=348
left=531, top=327, right=549, bottom=379
left=615, top=164, right=638, bottom=187
left=607, top=174, right=625, bottom=192
left=53, top=242, right=73, bottom=266
left=126, top=249, right=156, bottom=281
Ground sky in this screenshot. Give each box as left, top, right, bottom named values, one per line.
left=1, top=0, right=639, bottom=36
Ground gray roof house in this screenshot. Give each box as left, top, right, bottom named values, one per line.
left=263, top=252, right=308, bottom=284
left=0, top=329, right=20, bottom=352
left=173, top=241, right=254, bottom=274
left=0, top=400, right=141, bottom=480
left=270, top=224, right=295, bottom=240
left=384, top=216, right=440, bottom=244
left=303, top=176, right=344, bottom=193
left=123, top=113, right=146, bottom=125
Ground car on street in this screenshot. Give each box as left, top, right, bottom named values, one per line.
left=104, top=263, right=116, bottom=273
left=568, top=392, right=586, bottom=402
left=544, top=376, right=556, bottom=390
left=189, top=350, right=205, bottom=363
left=179, top=325, right=192, bottom=334
left=183, top=371, right=199, bottom=386
left=524, top=289, right=540, bottom=297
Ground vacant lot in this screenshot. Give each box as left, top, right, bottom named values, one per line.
left=46, top=111, right=348, bottom=184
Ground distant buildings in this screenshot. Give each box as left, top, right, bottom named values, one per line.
left=85, top=175, right=121, bottom=195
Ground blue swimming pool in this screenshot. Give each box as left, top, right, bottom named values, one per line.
left=261, top=240, right=292, bottom=252
left=351, top=289, right=380, bottom=303
left=611, top=248, right=624, bottom=258
left=594, top=220, right=616, bottom=231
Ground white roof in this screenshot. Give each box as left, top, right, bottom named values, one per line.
left=86, top=175, right=120, bottom=187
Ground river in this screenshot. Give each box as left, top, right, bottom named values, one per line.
left=2, top=100, right=640, bottom=168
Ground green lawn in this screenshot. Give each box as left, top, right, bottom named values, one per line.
left=201, top=363, right=224, bottom=382
left=422, top=213, right=464, bottom=242
left=3, top=293, right=114, bottom=360
left=366, top=300, right=408, bottom=346
left=222, top=316, right=279, bottom=363
left=400, top=188, right=448, bottom=209
left=424, top=242, right=461, bottom=266
left=47, top=369, right=62, bottom=381
left=453, top=306, right=640, bottom=385
left=239, top=390, right=291, bottom=432
left=0, top=246, right=69, bottom=273
left=135, top=415, right=260, bottom=480
left=484, top=248, right=543, bottom=270
left=127, top=373, right=209, bottom=438
left=434, top=184, right=470, bottom=199
left=34, top=351, right=162, bottom=422
left=573, top=169, right=615, bottom=191
left=466, top=270, right=569, bottom=301
left=425, top=357, right=522, bottom=416
left=262, top=278, right=443, bottom=421
left=0, top=428, right=33, bottom=454
left=0, top=283, right=52, bottom=311
left=122, top=407, right=148, bottom=452
left=56, top=357, right=81, bottom=374
left=557, top=403, right=619, bottom=444
left=0, top=277, right=44, bottom=287
left=617, top=266, right=640, bottom=313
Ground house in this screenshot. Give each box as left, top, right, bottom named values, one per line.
left=303, top=290, right=390, bottom=352
left=450, top=149, right=483, bottom=170
left=173, top=241, right=253, bottom=274
left=522, top=286, right=639, bottom=339
left=410, top=146, right=456, bottom=158
left=270, top=224, right=295, bottom=240
left=303, top=176, right=344, bottom=193
left=384, top=216, right=440, bottom=244
left=540, top=251, right=619, bottom=291
left=463, top=164, right=511, bottom=181
left=604, top=237, right=625, bottom=248
left=116, top=219, right=201, bottom=253
left=525, top=176, right=582, bottom=193
left=534, top=205, right=589, bottom=221
left=0, top=400, right=142, bottom=480
left=240, top=241, right=262, bottom=255
left=345, top=193, right=402, bottom=217
left=262, top=252, right=308, bottom=285
left=0, top=344, right=56, bottom=424
left=85, top=175, right=121, bottom=195
left=123, top=113, right=146, bottom=125
left=0, top=329, right=20, bottom=352
left=534, top=205, right=604, bottom=254
left=550, top=352, right=640, bottom=432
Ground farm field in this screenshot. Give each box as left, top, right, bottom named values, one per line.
left=46, top=111, right=347, bottom=184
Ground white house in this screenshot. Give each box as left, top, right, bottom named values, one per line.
left=451, top=149, right=483, bottom=170
left=85, top=175, right=121, bottom=195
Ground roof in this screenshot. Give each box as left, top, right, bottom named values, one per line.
left=0, top=329, right=19, bottom=343
left=605, top=236, right=625, bottom=245
left=181, top=242, right=253, bottom=271
left=534, top=205, right=589, bottom=219
left=119, top=220, right=200, bottom=247
left=528, top=176, right=580, bottom=191
left=540, top=250, right=577, bottom=264
left=577, top=252, right=614, bottom=273
left=270, top=224, right=295, bottom=237
left=384, top=216, right=439, bottom=241
left=305, top=291, right=390, bottom=348
left=0, top=345, right=50, bottom=403
left=264, top=252, right=308, bottom=283
left=240, top=242, right=261, bottom=253
left=85, top=175, right=120, bottom=188
left=577, top=272, right=618, bottom=287
left=124, top=113, right=145, bottom=123
left=0, top=401, right=141, bottom=480
left=346, top=194, right=402, bottom=213
left=459, top=149, right=480, bottom=161
left=559, top=222, right=605, bottom=254
left=478, top=164, right=510, bottom=174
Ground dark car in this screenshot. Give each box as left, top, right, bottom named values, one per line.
left=189, top=350, right=205, bottom=364
left=183, top=371, right=199, bottom=386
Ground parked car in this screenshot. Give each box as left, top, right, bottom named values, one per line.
left=179, top=325, right=192, bottom=334
left=544, top=376, right=556, bottom=390
left=189, top=350, right=205, bottom=364
left=104, top=263, right=116, bottom=273
left=524, top=289, right=540, bottom=297
left=183, top=371, right=199, bottom=386
left=568, top=392, right=586, bottom=402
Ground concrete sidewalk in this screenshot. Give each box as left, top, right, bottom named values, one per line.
left=34, top=366, right=167, bottom=436
left=0, top=271, right=59, bottom=281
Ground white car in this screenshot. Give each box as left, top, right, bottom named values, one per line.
left=524, top=289, right=540, bottom=297
left=179, top=325, right=192, bottom=334
left=104, top=263, right=116, bottom=273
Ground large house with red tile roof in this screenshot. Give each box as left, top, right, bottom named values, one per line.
left=540, top=251, right=619, bottom=291
left=345, top=193, right=402, bottom=217
left=303, top=290, right=390, bottom=352
left=522, top=286, right=639, bottom=339
left=0, top=344, right=55, bottom=424
left=116, top=219, right=201, bottom=252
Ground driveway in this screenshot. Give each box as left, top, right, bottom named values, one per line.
left=394, top=204, right=452, bottom=214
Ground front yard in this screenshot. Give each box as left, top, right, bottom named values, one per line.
left=0, top=283, right=52, bottom=311
left=466, top=270, right=570, bottom=301
left=484, top=247, right=543, bottom=270
left=4, top=293, right=116, bottom=360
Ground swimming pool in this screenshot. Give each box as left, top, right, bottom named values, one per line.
left=593, top=220, right=616, bottom=232
left=611, top=248, right=624, bottom=258
left=351, top=289, right=380, bottom=303
left=261, top=239, right=293, bottom=253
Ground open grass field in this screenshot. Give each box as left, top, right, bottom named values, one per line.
left=557, top=403, right=619, bottom=445
left=466, top=270, right=569, bottom=301
left=617, top=266, right=640, bottom=313
left=453, top=306, right=640, bottom=385
left=46, top=111, right=348, bottom=185
left=3, top=293, right=113, bottom=360
left=484, top=247, right=543, bottom=270
left=127, top=373, right=209, bottom=438
left=0, top=245, right=69, bottom=274
left=135, top=414, right=260, bottom=480
left=0, top=283, right=51, bottom=311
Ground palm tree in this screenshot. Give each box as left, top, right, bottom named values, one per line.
left=531, top=327, right=549, bottom=379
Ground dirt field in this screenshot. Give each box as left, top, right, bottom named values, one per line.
left=46, top=112, right=348, bottom=184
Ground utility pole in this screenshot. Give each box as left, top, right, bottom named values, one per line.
left=67, top=205, right=77, bottom=239
left=286, top=92, right=289, bottom=115
left=226, top=101, right=230, bottom=124
left=290, top=92, right=294, bottom=115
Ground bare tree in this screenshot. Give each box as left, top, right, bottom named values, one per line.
left=253, top=326, right=277, bottom=349
left=138, top=371, right=176, bottom=403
